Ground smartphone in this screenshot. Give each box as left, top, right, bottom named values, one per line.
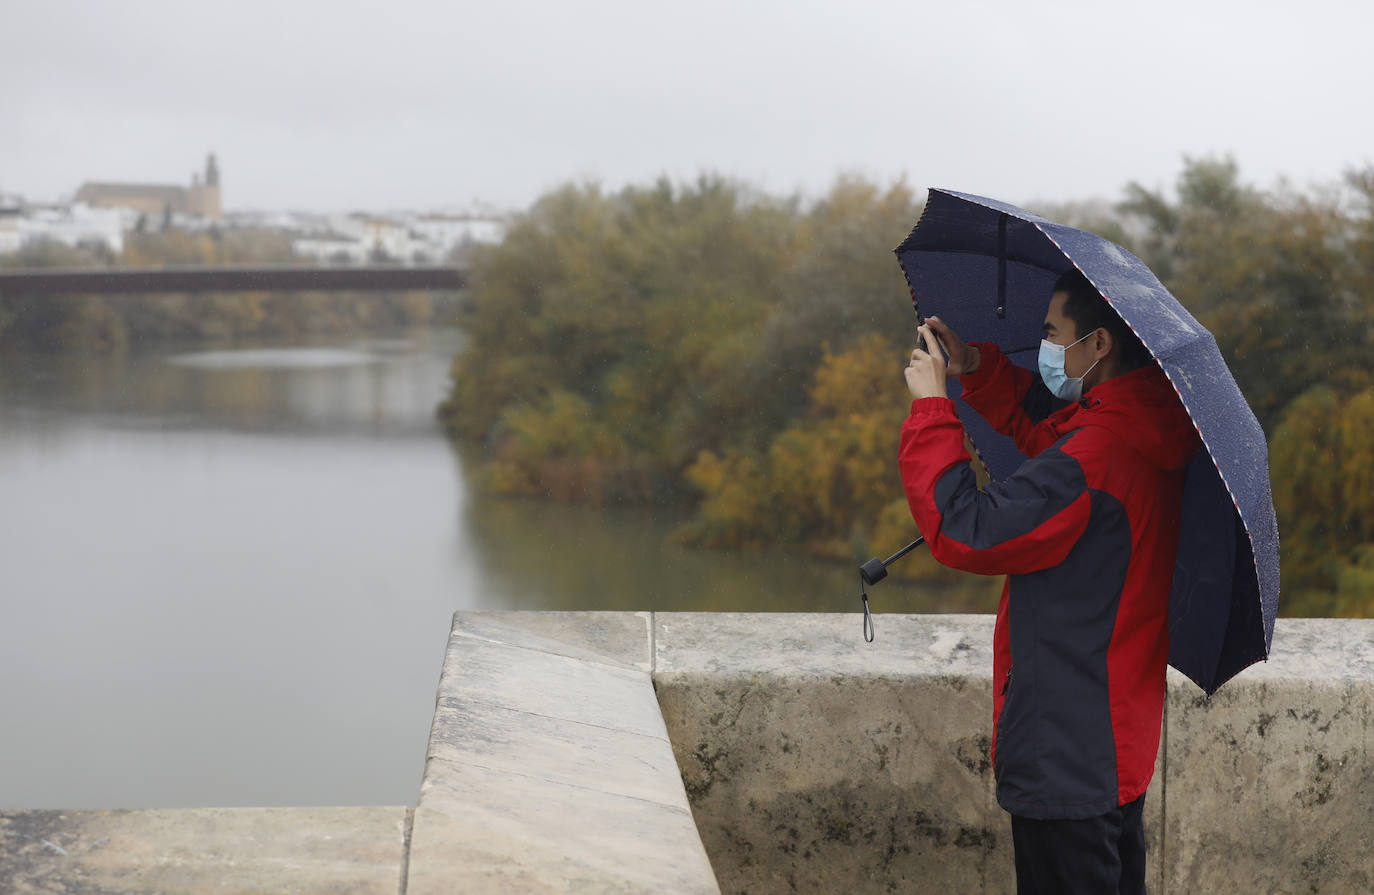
left=914, top=306, right=946, bottom=358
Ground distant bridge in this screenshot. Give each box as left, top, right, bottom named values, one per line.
left=0, top=265, right=468, bottom=295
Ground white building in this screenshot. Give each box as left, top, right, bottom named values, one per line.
left=292, top=212, right=506, bottom=265
left=0, top=202, right=131, bottom=256
left=292, top=234, right=369, bottom=264
left=409, top=214, right=505, bottom=255
left=0, top=189, right=508, bottom=265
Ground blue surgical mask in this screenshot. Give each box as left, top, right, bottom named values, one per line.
left=1038, top=332, right=1100, bottom=402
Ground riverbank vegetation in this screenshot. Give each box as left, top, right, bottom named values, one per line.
left=0, top=229, right=451, bottom=349
left=439, top=161, right=1374, bottom=617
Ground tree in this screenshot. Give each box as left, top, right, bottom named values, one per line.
left=1270, top=385, right=1374, bottom=616
left=438, top=175, right=800, bottom=499
left=1118, top=157, right=1374, bottom=431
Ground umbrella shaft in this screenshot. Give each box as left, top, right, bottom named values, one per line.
left=883, top=537, right=926, bottom=568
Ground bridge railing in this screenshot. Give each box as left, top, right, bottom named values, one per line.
left=0, top=265, right=467, bottom=295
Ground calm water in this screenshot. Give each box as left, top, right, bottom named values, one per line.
left=0, top=328, right=993, bottom=809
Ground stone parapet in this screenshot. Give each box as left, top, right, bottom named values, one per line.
left=652, top=613, right=1374, bottom=893
left=1162, top=618, right=1374, bottom=892
left=4, top=612, right=1369, bottom=893
left=429, top=612, right=1370, bottom=893
left=653, top=612, right=1166, bottom=894
left=0, top=806, right=409, bottom=894
left=407, top=611, right=720, bottom=894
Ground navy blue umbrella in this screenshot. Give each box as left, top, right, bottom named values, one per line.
left=895, top=188, right=1278, bottom=695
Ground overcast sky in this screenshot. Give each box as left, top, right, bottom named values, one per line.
left=5, top=0, right=1373, bottom=214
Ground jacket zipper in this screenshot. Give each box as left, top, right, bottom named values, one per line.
left=994, top=667, right=1012, bottom=778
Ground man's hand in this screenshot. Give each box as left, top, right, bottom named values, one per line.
left=925, top=316, right=980, bottom=376
left=905, top=323, right=947, bottom=400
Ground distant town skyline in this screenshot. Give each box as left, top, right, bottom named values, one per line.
left=0, top=152, right=507, bottom=261
left=5, top=0, right=1374, bottom=213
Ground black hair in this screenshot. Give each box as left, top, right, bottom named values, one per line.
left=1051, top=270, right=1153, bottom=371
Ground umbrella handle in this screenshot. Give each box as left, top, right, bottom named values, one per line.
left=857, top=536, right=926, bottom=642
left=859, top=536, right=926, bottom=585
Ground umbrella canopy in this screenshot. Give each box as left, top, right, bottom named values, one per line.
left=895, top=188, right=1279, bottom=695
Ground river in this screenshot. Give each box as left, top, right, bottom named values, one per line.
left=0, top=327, right=994, bottom=809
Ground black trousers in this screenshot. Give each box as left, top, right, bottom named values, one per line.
left=1009, top=794, right=1147, bottom=895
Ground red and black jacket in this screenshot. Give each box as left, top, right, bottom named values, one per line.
left=899, top=342, right=1200, bottom=820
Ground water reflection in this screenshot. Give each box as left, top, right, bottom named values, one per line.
left=464, top=495, right=998, bottom=614
left=0, top=332, right=474, bottom=809
left=0, top=328, right=996, bottom=810
left=166, top=348, right=380, bottom=369
left=0, top=331, right=459, bottom=435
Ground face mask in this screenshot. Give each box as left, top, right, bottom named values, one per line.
left=1038, top=332, right=1100, bottom=402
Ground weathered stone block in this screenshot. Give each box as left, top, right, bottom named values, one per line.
left=655, top=612, right=1168, bottom=894
left=406, top=611, right=720, bottom=894
left=659, top=614, right=983, bottom=894
left=426, top=698, right=683, bottom=806
left=1162, top=619, right=1374, bottom=893
left=654, top=612, right=993, bottom=679
left=658, top=669, right=1009, bottom=894
left=434, top=633, right=667, bottom=737
left=407, top=759, right=718, bottom=895
left=452, top=609, right=653, bottom=671
left=0, top=806, right=407, bottom=895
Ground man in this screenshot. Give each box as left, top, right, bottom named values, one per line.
left=899, top=271, right=1200, bottom=894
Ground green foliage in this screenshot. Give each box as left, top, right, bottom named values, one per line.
left=1118, top=157, right=1374, bottom=431
left=438, top=175, right=929, bottom=526
left=1113, top=159, right=1374, bottom=615
left=754, top=176, right=923, bottom=424
left=681, top=335, right=903, bottom=550
left=11, top=161, right=1373, bottom=616
left=439, top=175, right=804, bottom=497
left=0, top=239, right=110, bottom=270
left=1270, top=385, right=1374, bottom=615
left=676, top=334, right=995, bottom=599
left=448, top=163, right=1374, bottom=616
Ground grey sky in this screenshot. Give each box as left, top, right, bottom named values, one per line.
left=5, top=0, right=1372, bottom=213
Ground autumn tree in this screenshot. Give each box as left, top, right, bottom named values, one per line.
left=438, top=176, right=800, bottom=502
left=1118, top=157, right=1374, bottom=430
left=1270, top=385, right=1374, bottom=616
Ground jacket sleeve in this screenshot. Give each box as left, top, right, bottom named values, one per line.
left=899, top=396, right=1092, bottom=576
left=959, top=342, right=1067, bottom=458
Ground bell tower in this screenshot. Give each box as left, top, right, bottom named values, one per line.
left=197, top=153, right=222, bottom=219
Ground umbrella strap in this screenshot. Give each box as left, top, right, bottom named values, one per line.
left=860, top=572, right=875, bottom=643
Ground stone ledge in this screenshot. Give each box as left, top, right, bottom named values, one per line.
left=434, top=634, right=666, bottom=735
left=407, top=759, right=717, bottom=895
left=426, top=699, right=681, bottom=805
left=655, top=611, right=995, bottom=677
left=448, top=610, right=653, bottom=672
left=0, top=806, right=409, bottom=895
left=408, top=611, right=720, bottom=894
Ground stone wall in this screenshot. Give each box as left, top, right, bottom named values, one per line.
left=652, top=612, right=1372, bottom=894
left=3, top=611, right=1370, bottom=893
left=414, top=611, right=1371, bottom=893
left=655, top=613, right=1019, bottom=894
left=1161, top=618, right=1374, bottom=892
left=0, top=807, right=409, bottom=894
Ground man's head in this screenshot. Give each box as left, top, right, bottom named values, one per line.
left=1043, top=271, right=1153, bottom=391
